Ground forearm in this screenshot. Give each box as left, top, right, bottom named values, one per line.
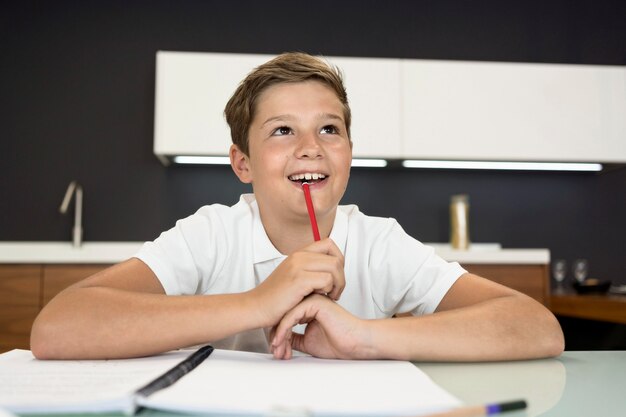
left=367, top=294, right=564, bottom=361
left=31, top=286, right=260, bottom=360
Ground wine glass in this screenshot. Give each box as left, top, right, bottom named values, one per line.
left=572, top=259, right=589, bottom=283
left=552, top=259, right=567, bottom=292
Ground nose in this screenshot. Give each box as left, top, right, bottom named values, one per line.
left=294, top=131, right=322, bottom=159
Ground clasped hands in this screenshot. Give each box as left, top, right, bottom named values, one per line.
left=250, top=238, right=372, bottom=360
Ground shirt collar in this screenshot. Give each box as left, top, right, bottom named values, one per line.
left=329, top=207, right=348, bottom=257
left=249, top=195, right=348, bottom=264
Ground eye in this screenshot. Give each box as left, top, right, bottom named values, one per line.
left=272, top=126, right=293, bottom=136
left=320, top=125, right=339, bottom=135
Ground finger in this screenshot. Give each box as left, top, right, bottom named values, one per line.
left=297, top=271, right=335, bottom=297
left=285, top=341, right=293, bottom=360
left=272, top=331, right=290, bottom=359
left=293, top=248, right=345, bottom=300
left=301, top=238, right=344, bottom=259
left=272, top=302, right=314, bottom=348
left=296, top=258, right=345, bottom=299
left=307, top=241, right=345, bottom=298
left=272, top=316, right=298, bottom=348
left=291, top=332, right=307, bottom=355
left=327, top=276, right=344, bottom=301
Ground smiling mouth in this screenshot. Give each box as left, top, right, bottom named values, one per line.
left=288, top=173, right=327, bottom=185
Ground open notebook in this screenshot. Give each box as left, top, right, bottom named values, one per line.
left=0, top=346, right=461, bottom=416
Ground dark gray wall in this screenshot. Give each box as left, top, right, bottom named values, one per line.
left=2, top=0, right=625, bottom=290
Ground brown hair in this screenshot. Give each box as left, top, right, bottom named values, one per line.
left=224, top=52, right=351, bottom=155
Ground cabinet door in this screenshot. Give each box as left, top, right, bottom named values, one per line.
left=154, top=52, right=404, bottom=160
left=401, top=60, right=626, bottom=162
left=0, top=265, right=42, bottom=352
left=154, top=51, right=269, bottom=157
left=463, top=264, right=549, bottom=306
left=42, top=265, right=109, bottom=306
left=327, top=56, right=402, bottom=159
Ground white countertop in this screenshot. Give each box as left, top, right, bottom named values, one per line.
left=428, top=243, right=550, bottom=264
left=0, top=241, right=549, bottom=265
left=0, top=242, right=144, bottom=264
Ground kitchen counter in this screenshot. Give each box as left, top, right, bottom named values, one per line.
left=0, top=242, right=144, bottom=264
left=0, top=242, right=549, bottom=264
left=428, top=243, right=550, bottom=264
left=0, top=241, right=551, bottom=352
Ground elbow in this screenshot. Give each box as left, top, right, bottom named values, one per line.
left=30, top=317, right=52, bottom=359
left=537, top=308, right=565, bottom=358
left=30, top=313, right=63, bottom=360
left=547, top=317, right=566, bottom=357
left=508, top=296, right=565, bottom=359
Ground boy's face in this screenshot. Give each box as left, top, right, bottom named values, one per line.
left=233, top=80, right=352, bottom=225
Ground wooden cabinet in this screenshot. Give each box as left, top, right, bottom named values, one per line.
left=1, top=261, right=549, bottom=352
left=0, top=265, right=42, bottom=352
left=42, top=265, right=107, bottom=306
left=462, top=264, right=549, bottom=306
left=0, top=264, right=107, bottom=353
left=550, top=293, right=626, bottom=324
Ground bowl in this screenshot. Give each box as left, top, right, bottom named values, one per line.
left=573, top=279, right=611, bottom=295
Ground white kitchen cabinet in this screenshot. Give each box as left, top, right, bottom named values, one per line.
left=154, top=52, right=403, bottom=162
left=154, top=52, right=269, bottom=161
left=401, top=60, right=626, bottom=162
left=154, top=52, right=626, bottom=164
left=325, top=56, right=402, bottom=158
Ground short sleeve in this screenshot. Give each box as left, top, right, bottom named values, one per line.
left=369, top=220, right=466, bottom=316
left=134, top=208, right=226, bottom=296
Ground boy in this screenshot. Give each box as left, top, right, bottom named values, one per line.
left=31, top=52, right=564, bottom=361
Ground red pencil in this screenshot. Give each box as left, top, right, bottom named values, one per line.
left=302, top=182, right=321, bottom=241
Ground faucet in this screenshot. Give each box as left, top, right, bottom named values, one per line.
left=59, top=181, right=83, bottom=247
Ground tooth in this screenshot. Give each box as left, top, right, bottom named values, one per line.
left=319, top=174, right=326, bottom=179
left=304, top=173, right=312, bottom=180
left=312, top=173, right=319, bottom=180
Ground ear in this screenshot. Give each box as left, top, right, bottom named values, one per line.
left=230, top=144, right=253, bottom=184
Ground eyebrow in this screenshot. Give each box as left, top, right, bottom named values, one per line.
left=261, top=113, right=344, bottom=126
left=261, top=115, right=295, bottom=127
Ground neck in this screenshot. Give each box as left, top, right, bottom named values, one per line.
left=259, top=206, right=336, bottom=255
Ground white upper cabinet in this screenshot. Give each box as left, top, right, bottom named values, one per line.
left=325, top=56, right=402, bottom=158
left=154, top=51, right=626, bottom=164
left=154, top=52, right=402, bottom=161
left=401, top=60, right=626, bottom=162
left=154, top=52, right=269, bottom=158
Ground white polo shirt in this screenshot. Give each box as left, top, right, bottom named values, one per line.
left=135, top=194, right=466, bottom=352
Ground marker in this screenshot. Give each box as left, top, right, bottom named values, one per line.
left=301, top=182, right=321, bottom=241
left=418, top=400, right=527, bottom=417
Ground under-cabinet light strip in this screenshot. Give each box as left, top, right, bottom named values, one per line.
left=173, top=156, right=231, bottom=165
left=350, top=159, right=388, bottom=167
left=401, top=160, right=603, bottom=172
left=173, top=156, right=388, bottom=168
left=172, top=156, right=602, bottom=172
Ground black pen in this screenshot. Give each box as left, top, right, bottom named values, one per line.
left=135, top=345, right=214, bottom=398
